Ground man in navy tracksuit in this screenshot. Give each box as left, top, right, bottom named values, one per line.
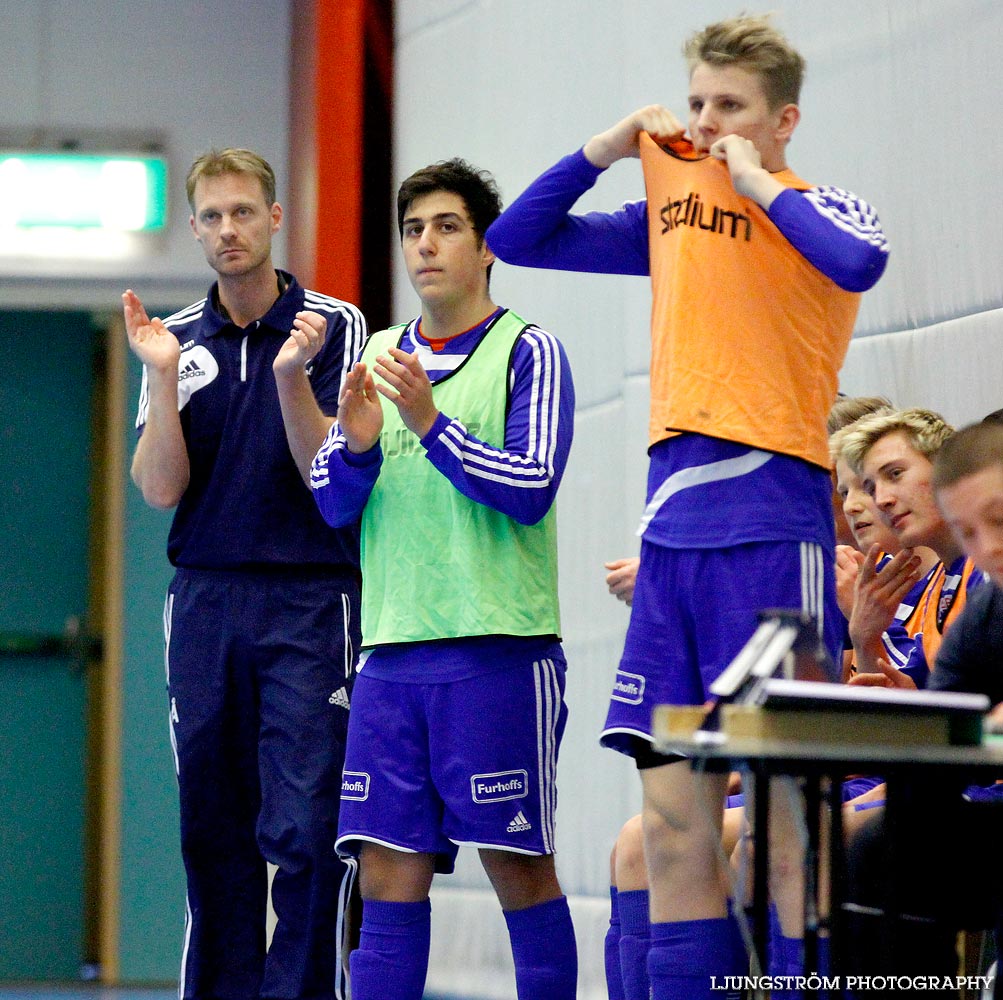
left=124, top=147, right=365, bottom=1000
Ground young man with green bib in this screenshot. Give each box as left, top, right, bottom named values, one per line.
left=310, top=159, right=577, bottom=1000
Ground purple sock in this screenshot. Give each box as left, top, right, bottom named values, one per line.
left=605, top=887, right=626, bottom=1000
left=618, top=888, right=651, bottom=1000
left=768, top=902, right=783, bottom=970
left=348, top=898, right=430, bottom=1000
left=503, top=895, right=578, bottom=1000
left=648, top=917, right=747, bottom=1000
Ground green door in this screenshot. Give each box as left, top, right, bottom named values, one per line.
left=0, top=310, right=96, bottom=980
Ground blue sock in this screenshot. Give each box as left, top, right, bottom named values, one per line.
left=618, top=888, right=651, bottom=1000
left=648, top=917, right=747, bottom=1000
left=767, top=902, right=784, bottom=975
left=725, top=899, right=749, bottom=978
left=770, top=931, right=804, bottom=1000
left=348, top=898, right=430, bottom=1000
left=816, top=934, right=830, bottom=976
left=605, top=887, right=626, bottom=1000
left=504, top=895, right=578, bottom=1000
left=816, top=936, right=832, bottom=999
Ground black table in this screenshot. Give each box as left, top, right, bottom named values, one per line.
left=652, top=711, right=1003, bottom=998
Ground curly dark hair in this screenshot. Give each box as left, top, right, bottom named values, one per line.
left=396, top=158, right=502, bottom=241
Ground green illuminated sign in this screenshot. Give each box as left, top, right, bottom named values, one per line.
left=0, top=152, right=168, bottom=231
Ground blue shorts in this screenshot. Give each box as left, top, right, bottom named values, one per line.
left=601, top=539, right=840, bottom=756
left=337, top=649, right=567, bottom=873
left=842, top=775, right=883, bottom=801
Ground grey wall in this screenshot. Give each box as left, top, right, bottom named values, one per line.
left=0, top=0, right=293, bottom=311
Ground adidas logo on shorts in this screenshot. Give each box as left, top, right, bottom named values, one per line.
left=329, top=687, right=350, bottom=709
left=507, top=810, right=532, bottom=833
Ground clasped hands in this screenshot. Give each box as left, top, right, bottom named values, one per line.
left=338, top=347, right=440, bottom=454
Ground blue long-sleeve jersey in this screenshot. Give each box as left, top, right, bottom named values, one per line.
left=485, top=146, right=888, bottom=552
left=486, top=147, right=888, bottom=292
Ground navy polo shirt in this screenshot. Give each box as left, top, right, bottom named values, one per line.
left=136, top=270, right=365, bottom=573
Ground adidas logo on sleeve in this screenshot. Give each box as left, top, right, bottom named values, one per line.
left=176, top=345, right=219, bottom=408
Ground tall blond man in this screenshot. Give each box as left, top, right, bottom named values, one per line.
left=488, top=13, right=888, bottom=998
left=125, top=148, right=365, bottom=1000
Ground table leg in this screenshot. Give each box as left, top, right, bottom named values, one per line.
left=752, top=762, right=771, bottom=976
left=803, top=775, right=821, bottom=998
left=827, top=772, right=844, bottom=976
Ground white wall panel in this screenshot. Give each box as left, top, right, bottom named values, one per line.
left=841, top=308, right=1003, bottom=427
left=428, top=885, right=610, bottom=1000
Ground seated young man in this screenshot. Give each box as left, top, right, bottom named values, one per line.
left=829, top=417, right=941, bottom=683
left=838, top=408, right=988, bottom=686
left=828, top=418, right=942, bottom=817
left=843, top=420, right=1003, bottom=988
left=827, top=395, right=893, bottom=549
left=828, top=396, right=928, bottom=682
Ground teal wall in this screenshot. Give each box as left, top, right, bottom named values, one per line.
left=118, top=336, right=185, bottom=982
left=0, top=311, right=93, bottom=979
left=0, top=309, right=186, bottom=984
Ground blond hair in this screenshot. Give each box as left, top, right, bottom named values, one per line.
left=838, top=408, right=955, bottom=476
left=186, top=148, right=276, bottom=211
left=828, top=397, right=893, bottom=464
left=683, top=13, right=805, bottom=108
left=827, top=395, right=893, bottom=437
